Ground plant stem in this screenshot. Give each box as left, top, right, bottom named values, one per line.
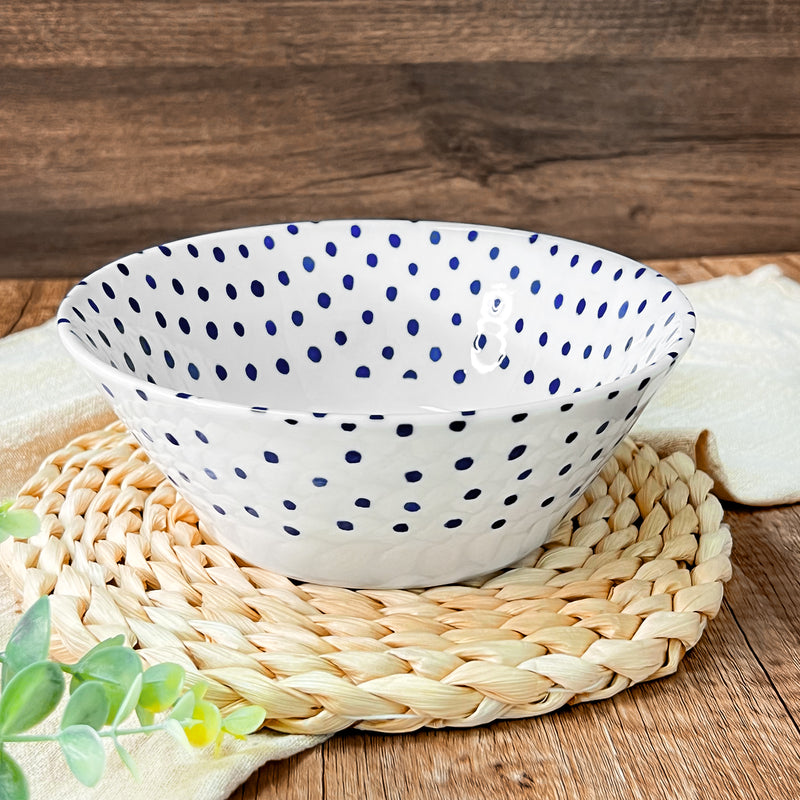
left=1, top=722, right=187, bottom=743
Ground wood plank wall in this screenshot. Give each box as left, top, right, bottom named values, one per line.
left=1, top=1, right=798, bottom=277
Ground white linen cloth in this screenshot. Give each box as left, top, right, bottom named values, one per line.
left=0, top=264, right=797, bottom=798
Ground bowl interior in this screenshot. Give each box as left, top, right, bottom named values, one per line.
left=60, top=221, right=692, bottom=415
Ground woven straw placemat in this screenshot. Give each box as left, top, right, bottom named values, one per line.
left=1, top=421, right=731, bottom=734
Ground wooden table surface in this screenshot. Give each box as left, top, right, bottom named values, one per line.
left=1, top=252, right=799, bottom=799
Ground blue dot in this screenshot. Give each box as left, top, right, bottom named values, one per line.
left=303, top=256, right=315, bottom=272
left=345, top=450, right=362, bottom=463
left=278, top=271, right=290, bottom=286
left=239, top=244, right=249, bottom=258
left=128, top=297, right=140, bottom=313
left=325, top=241, right=337, bottom=257
left=614, top=268, right=623, bottom=281
left=539, top=332, right=548, bottom=346
left=393, top=523, right=409, bottom=533
left=453, top=369, right=466, bottom=384
left=170, top=279, right=183, bottom=295
left=158, top=245, right=171, bottom=256
left=164, top=350, right=175, bottom=368
left=604, top=345, right=612, bottom=359
left=367, top=253, right=378, bottom=267
left=449, top=257, right=459, bottom=270
left=635, top=267, right=646, bottom=278
left=188, top=363, right=200, bottom=380
left=444, top=518, right=462, bottom=529
left=598, top=302, right=607, bottom=318
left=508, top=444, right=527, bottom=460
left=145, top=275, right=157, bottom=289
left=396, top=424, right=413, bottom=437
left=576, top=298, right=586, bottom=315
left=407, top=319, right=419, bottom=336
left=188, top=244, right=199, bottom=258
left=355, top=497, right=371, bottom=508
left=284, top=525, right=300, bottom=536
left=550, top=245, right=558, bottom=255
left=584, top=345, right=592, bottom=358
left=570, top=254, right=579, bottom=267
left=386, top=286, right=398, bottom=301
left=244, top=506, right=259, bottom=518
left=287, top=224, right=298, bottom=234
left=625, top=336, right=634, bottom=351
left=139, top=336, right=151, bottom=355
left=489, top=246, right=499, bottom=260
left=179, top=317, right=190, bottom=334
left=245, top=363, right=257, bottom=381
left=355, top=366, right=370, bottom=378
left=638, top=300, right=647, bottom=314
left=251, top=280, right=264, bottom=297
left=216, top=364, right=227, bottom=380
left=213, top=247, right=225, bottom=263
left=429, top=346, right=442, bottom=361
left=204, top=468, right=217, bottom=480
left=359, top=310, right=372, bottom=325
left=524, top=370, right=534, bottom=385
left=464, top=488, right=481, bottom=499
left=307, top=346, right=322, bottom=362
left=264, top=450, right=279, bottom=463
left=430, top=231, right=440, bottom=244
left=591, top=260, right=602, bottom=274
left=451, top=313, right=462, bottom=326
left=291, top=310, right=304, bottom=326
left=531, top=280, right=541, bottom=294
left=264, top=235, right=275, bottom=249
left=430, top=287, right=440, bottom=300
left=476, top=333, right=487, bottom=350
left=312, top=477, right=327, bottom=487
left=235, top=467, right=247, bottom=478
left=276, top=358, right=290, bottom=374
left=500, top=355, right=510, bottom=369
left=405, top=470, right=422, bottom=482
left=455, top=457, right=473, bottom=470
left=549, top=377, right=560, bottom=394
left=350, top=224, right=361, bottom=237
left=101, top=282, right=115, bottom=299
left=214, top=505, right=226, bottom=515
left=404, top=502, right=421, bottom=512
left=468, top=230, right=478, bottom=241
left=662, top=290, right=673, bottom=302
left=510, top=266, right=520, bottom=279
left=554, top=293, right=563, bottom=309
left=198, top=286, right=209, bottom=301
left=343, top=274, right=354, bottom=290
left=388, top=233, right=401, bottom=248
left=335, top=330, right=347, bottom=345
left=136, top=388, right=148, bottom=400
left=382, top=346, right=394, bottom=359
left=265, top=320, right=277, bottom=335
left=87, top=299, right=99, bottom=313
left=403, top=370, right=418, bottom=379
left=165, top=433, right=179, bottom=445
left=470, top=280, right=481, bottom=295
left=562, top=341, right=571, bottom=355
left=517, top=469, right=532, bottom=480
left=618, top=301, right=629, bottom=318
left=515, top=318, right=524, bottom=333
left=236, top=323, right=247, bottom=337
left=337, top=520, right=354, bottom=531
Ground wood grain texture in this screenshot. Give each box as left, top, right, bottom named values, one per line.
left=1, top=2, right=799, bottom=277
left=1, top=254, right=799, bottom=799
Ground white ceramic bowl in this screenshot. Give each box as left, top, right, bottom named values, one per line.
left=57, top=220, right=694, bottom=588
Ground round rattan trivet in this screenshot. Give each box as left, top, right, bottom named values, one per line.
left=1, top=421, right=732, bottom=735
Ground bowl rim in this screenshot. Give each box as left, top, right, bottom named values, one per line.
left=57, top=219, right=696, bottom=422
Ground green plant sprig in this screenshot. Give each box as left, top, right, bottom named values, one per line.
left=0, top=504, right=267, bottom=800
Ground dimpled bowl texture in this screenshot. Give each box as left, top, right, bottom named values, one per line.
left=57, top=220, right=695, bottom=588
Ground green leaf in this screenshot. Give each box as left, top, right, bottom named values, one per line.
left=0, top=507, right=40, bottom=542
left=161, top=718, right=191, bottom=751
left=135, top=705, right=155, bottom=726
left=0, top=660, right=65, bottom=735
left=70, top=646, right=142, bottom=725
left=0, top=750, right=28, bottom=800
left=221, top=705, right=267, bottom=737
left=58, top=725, right=106, bottom=787
left=112, top=672, right=142, bottom=728
left=113, top=739, right=140, bottom=781
left=2, top=596, right=51, bottom=689
left=138, top=663, right=185, bottom=713
left=61, top=680, right=110, bottom=731
left=167, top=690, right=195, bottom=722
left=185, top=699, right=222, bottom=748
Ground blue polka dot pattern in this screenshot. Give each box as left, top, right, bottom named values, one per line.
left=57, top=220, right=695, bottom=588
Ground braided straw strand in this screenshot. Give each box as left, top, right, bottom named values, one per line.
left=1, top=421, right=731, bottom=734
